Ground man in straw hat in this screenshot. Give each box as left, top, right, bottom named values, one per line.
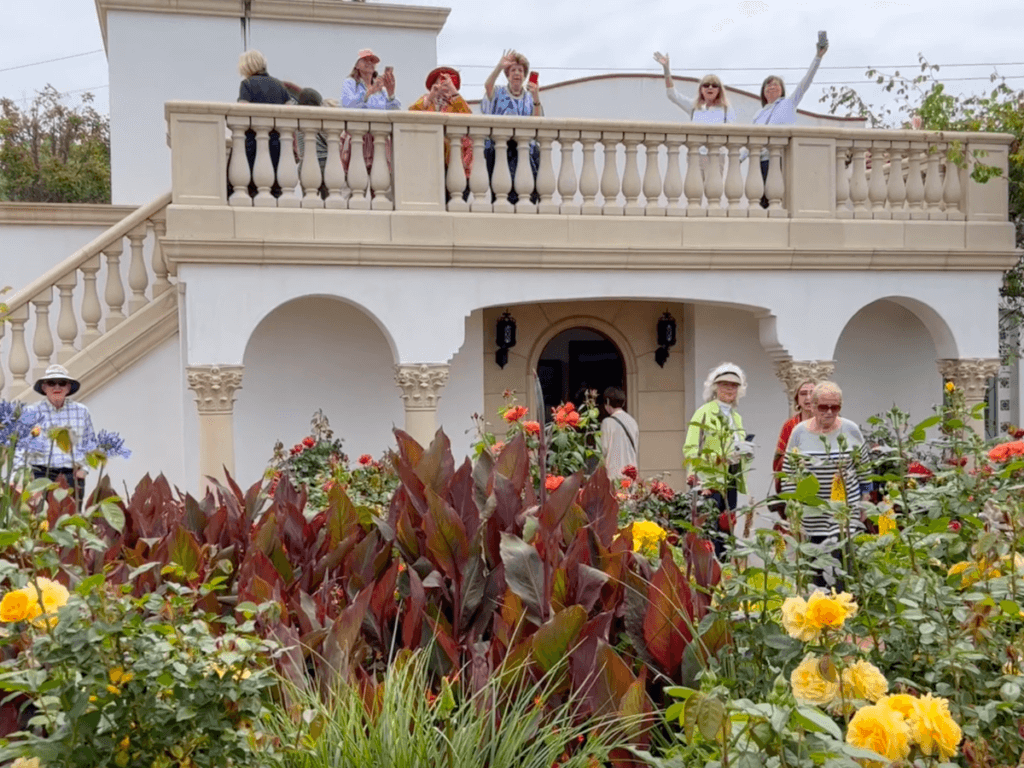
left=21, top=364, right=96, bottom=508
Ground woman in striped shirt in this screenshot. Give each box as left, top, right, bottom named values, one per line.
left=781, top=381, right=870, bottom=547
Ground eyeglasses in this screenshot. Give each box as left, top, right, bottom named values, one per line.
left=46, top=380, right=71, bottom=387
left=816, top=404, right=841, bottom=413
left=701, top=83, right=720, bottom=89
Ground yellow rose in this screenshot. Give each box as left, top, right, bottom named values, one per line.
left=846, top=704, right=911, bottom=767
left=945, top=381, right=955, bottom=393
left=877, top=512, right=897, bottom=536
left=35, top=578, right=69, bottom=614
left=1, top=590, right=31, bottom=623
left=109, top=667, right=134, bottom=685
left=791, top=654, right=839, bottom=707
left=877, top=693, right=917, bottom=719
left=12, top=758, right=42, bottom=768
left=909, top=693, right=962, bottom=761
left=780, top=596, right=819, bottom=642
left=842, top=660, right=889, bottom=703
left=805, top=590, right=857, bottom=631
left=631, top=520, right=667, bottom=558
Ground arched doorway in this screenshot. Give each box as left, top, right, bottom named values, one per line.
left=537, top=327, right=625, bottom=415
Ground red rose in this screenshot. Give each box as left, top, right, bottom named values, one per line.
left=358, top=454, right=373, bottom=466
left=718, top=512, right=735, bottom=532
left=907, top=461, right=933, bottom=478
left=545, top=475, right=565, bottom=491
left=303, top=436, right=316, bottom=448
left=948, top=520, right=961, bottom=532
left=503, top=405, right=529, bottom=423
left=622, top=465, right=638, bottom=480
left=523, top=420, right=541, bottom=436
left=651, top=480, right=675, bottom=501
left=946, top=456, right=968, bottom=467
left=290, top=445, right=302, bottom=455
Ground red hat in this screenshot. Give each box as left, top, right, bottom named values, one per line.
left=355, top=48, right=380, bottom=65
left=425, top=66, right=460, bottom=92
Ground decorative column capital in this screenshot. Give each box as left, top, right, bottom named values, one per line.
left=773, top=359, right=835, bottom=402
left=187, top=364, right=244, bottom=414
left=937, top=358, right=1001, bottom=402
left=395, top=363, right=449, bottom=411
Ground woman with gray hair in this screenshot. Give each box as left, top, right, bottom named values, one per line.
left=780, top=381, right=870, bottom=584
left=684, top=362, right=754, bottom=556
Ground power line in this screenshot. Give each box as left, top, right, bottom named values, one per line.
left=450, top=61, right=1024, bottom=72
left=458, top=74, right=1024, bottom=89
left=6, top=84, right=109, bottom=106
left=0, top=49, right=104, bottom=74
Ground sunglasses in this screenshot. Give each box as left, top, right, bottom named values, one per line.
left=701, top=83, right=720, bottom=89
left=46, top=380, right=71, bottom=387
left=816, top=404, right=841, bottom=413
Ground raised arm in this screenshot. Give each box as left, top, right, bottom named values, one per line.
left=789, top=40, right=828, bottom=108
left=485, top=49, right=516, bottom=102
left=654, top=52, right=695, bottom=116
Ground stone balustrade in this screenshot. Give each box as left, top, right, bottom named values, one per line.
left=0, top=194, right=172, bottom=399
left=166, top=101, right=1012, bottom=223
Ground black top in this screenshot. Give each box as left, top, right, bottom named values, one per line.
left=238, top=72, right=292, bottom=105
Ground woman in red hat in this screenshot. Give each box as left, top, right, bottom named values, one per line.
left=409, top=67, right=473, bottom=190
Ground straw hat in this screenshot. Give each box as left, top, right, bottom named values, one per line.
left=34, top=364, right=81, bottom=396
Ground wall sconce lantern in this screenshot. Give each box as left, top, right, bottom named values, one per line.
left=495, top=311, right=517, bottom=368
left=655, top=311, right=677, bottom=368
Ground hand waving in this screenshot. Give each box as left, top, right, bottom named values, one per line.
left=653, top=51, right=670, bottom=70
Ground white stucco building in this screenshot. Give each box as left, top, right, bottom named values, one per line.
left=0, top=0, right=1019, bottom=498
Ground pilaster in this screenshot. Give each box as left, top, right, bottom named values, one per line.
left=186, top=364, right=244, bottom=487
left=938, top=358, right=1001, bottom=438
left=773, top=359, right=836, bottom=404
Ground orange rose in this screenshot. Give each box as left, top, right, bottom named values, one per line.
left=545, top=475, right=565, bottom=491
left=523, top=421, right=541, bottom=436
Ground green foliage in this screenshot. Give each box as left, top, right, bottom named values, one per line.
left=0, top=86, right=110, bottom=204
left=822, top=54, right=1024, bottom=357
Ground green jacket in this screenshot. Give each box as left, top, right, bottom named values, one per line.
left=683, top=400, right=747, bottom=494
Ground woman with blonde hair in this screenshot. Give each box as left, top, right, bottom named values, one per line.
left=652, top=52, right=735, bottom=124
left=340, top=48, right=400, bottom=178
left=684, top=363, right=754, bottom=556
left=236, top=50, right=294, bottom=198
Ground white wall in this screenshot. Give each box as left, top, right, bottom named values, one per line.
left=78, top=333, right=189, bottom=494
left=834, top=299, right=942, bottom=429
left=437, top=309, right=484, bottom=462
left=0, top=223, right=114, bottom=294
left=234, top=295, right=405, bottom=486
left=107, top=10, right=441, bottom=204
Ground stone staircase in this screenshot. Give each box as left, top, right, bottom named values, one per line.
left=2, top=193, right=177, bottom=400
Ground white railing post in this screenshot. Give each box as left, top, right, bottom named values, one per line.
left=55, top=273, right=78, bottom=364
left=80, top=255, right=103, bottom=347
left=764, top=138, right=787, bottom=216
left=30, top=289, right=55, bottom=382
left=943, top=154, right=964, bottom=220
left=924, top=144, right=944, bottom=219
left=275, top=117, right=301, bottom=208
left=723, top=138, right=744, bottom=216
left=369, top=122, right=393, bottom=210
left=868, top=141, right=890, bottom=218
left=642, top=134, right=665, bottom=216
left=744, top=138, right=766, bottom=218
left=704, top=138, right=726, bottom=217
left=250, top=117, right=277, bottom=207
left=346, top=122, right=371, bottom=210
left=513, top=128, right=536, bottom=214
left=888, top=142, right=908, bottom=220
left=579, top=132, right=601, bottom=215
left=467, top=126, right=492, bottom=213
left=299, top=119, right=325, bottom=209
left=835, top=142, right=852, bottom=219
left=663, top=137, right=684, bottom=216
left=227, top=117, right=252, bottom=207
left=446, top=126, right=469, bottom=213
left=556, top=130, right=580, bottom=215
left=850, top=142, right=870, bottom=218
left=7, top=304, right=30, bottom=392
left=150, top=215, right=171, bottom=296
left=323, top=120, right=347, bottom=209
left=535, top=129, right=558, bottom=214
left=103, top=240, right=127, bottom=332
left=490, top=127, right=514, bottom=214
left=683, top=137, right=706, bottom=216
left=600, top=132, right=623, bottom=215
left=621, top=133, right=643, bottom=216
left=127, top=224, right=150, bottom=314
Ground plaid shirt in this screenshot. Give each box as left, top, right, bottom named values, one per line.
left=19, top=399, right=97, bottom=470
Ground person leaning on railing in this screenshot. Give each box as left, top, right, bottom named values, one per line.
left=408, top=67, right=474, bottom=200
left=236, top=50, right=296, bottom=197
left=340, top=48, right=399, bottom=176
left=750, top=35, right=829, bottom=207
left=480, top=49, right=542, bottom=205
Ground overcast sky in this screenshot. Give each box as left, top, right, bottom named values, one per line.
left=3, top=0, right=1022, bottom=121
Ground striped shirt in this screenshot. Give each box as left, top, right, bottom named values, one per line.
left=780, top=418, right=869, bottom=539
left=19, top=399, right=97, bottom=470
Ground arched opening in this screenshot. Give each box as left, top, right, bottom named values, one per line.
left=536, top=327, right=625, bottom=415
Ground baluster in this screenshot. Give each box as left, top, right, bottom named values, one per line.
left=600, top=132, right=623, bottom=215
left=557, top=130, right=580, bottom=215
left=723, top=137, right=744, bottom=216
left=924, top=144, right=944, bottom=219
left=0, top=324, right=5, bottom=397
left=103, top=240, right=126, bottom=332
left=446, top=125, right=469, bottom=213
left=149, top=216, right=171, bottom=296
left=642, top=134, right=665, bottom=216
left=275, top=118, right=300, bottom=208
left=849, top=143, right=870, bottom=218
left=744, top=138, right=766, bottom=218
left=369, top=122, right=393, bottom=210
left=621, top=133, right=643, bottom=216
left=7, top=304, right=30, bottom=392
left=663, top=138, right=684, bottom=216
left=683, top=138, right=706, bottom=216
left=323, top=120, right=347, bottom=209
left=55, top=273, right=78, bottom=364
left=887, top=142, right=908, bottom=220
left=80, top=255, right=102, bottom=346
left=704, top=137, right=726, bottom=217
left=513, top=128, right=536, bottom=214
left=835, top=141, right=852, bottom=219
left=31, top=289, right=54, bottom=381
left=490, top=127, right=514, bottom=214
left=250, top=117, right=276, bottom=207
left=579, top=132, right=601, bottom=215
left=764, top=138, right=787, bottom=216
left=227, top=116, right=252, bottom=207
left=906, top=144, right=926, bottom=218
left=127, top=225, right=149, bottom=314
left=467, top=126, right=492, bottom=213
left=867, top=142, right=889, bottom=217
left=300, top=118, right=325, bottom=208
left=535, top=129, right=558, bottom=214
left=943, top=154, right=964, bottom=220
left=347, top=122, right=371, bottom=210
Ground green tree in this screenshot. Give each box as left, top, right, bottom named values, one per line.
left=822, top=56, right=1024, bottom=358
left=0, top=85, right=110, bottom=204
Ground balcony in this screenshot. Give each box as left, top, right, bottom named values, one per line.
left=163, top=101, right=1017, bottom=273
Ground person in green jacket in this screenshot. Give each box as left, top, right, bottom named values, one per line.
left=684, top=363, right=753, bottom=555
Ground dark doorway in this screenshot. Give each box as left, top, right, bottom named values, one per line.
left=537, top=327, right=625, bottom=417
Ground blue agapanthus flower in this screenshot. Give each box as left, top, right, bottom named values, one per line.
left=89, top=430, right=132, bottom=459
left=0, top=400, right=42, bottom=446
